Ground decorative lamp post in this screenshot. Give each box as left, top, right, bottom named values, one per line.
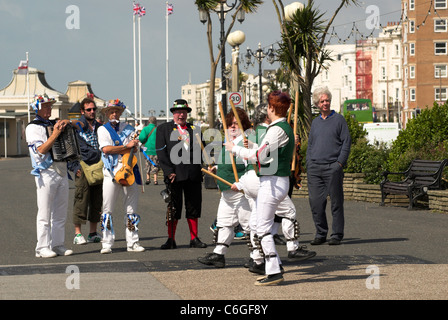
left=227, top=30, right=245, bottom=92
left=199, top=1, right=245, bottom=116
left=245, top=43, right=275, bottom=104
left=284, top=2, right=305, bottom=21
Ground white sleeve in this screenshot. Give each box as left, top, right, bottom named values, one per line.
left=232, top=126, right=289, bottom=164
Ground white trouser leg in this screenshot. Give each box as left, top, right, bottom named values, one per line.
left=213, top=190, right=251, bottom=255
left=276, top=196, right=299, bottom=251
left=35, top=171, right=68, bottom=253
left=256, top=176, right=289, bottom=275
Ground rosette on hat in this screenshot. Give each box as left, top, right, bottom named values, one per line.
left=30, top=94, right=56, bottom=113
left=170, top=99, right=192, bottom=113
left=102, top=99, right=126, bottom=114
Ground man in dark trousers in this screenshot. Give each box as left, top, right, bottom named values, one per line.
left=307, top=87, right=351, bottom=246
left=156, top=99, right=207, bottom=249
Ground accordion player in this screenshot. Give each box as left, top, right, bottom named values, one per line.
left=46, top=124, right=81, bottom=162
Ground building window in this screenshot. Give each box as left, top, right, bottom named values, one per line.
left=435, top=19, right=448, bottom=32
left=395, top=65, right=400, bottom=79
left=435, top=88, right=447, bottom=101
left=410, top=65, right=416, bottom=79
left=409, top=20, right=415, bottom=33
left=410, top=88, right=416, bottom=101
left=381, top=66, right=386, bottom=80
left=395, top=44, right=400, bottom=56
left=435, top=0, right=447, bottom=10
left=435, top=64, right=448, bottom=78
left=410, top=43, right=415, bottom=55
left=435, top=41, right=448, bottom=55
left=410, top=0, right=415, bottom=10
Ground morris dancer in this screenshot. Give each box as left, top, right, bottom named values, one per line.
left=197, top=107, right=252, bottom=268
left=26, top=94, right=74, bottom=258
left=234, top=103, right=315, bottom=276
left=97, top=99, right=145, bottom=254
left=224, top=91, right=294, bottom=286
left=155, top=99, right=206, bottom=249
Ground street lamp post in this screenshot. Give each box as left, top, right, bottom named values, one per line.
left=199, top=1, right=245, bottom=117
left=245, top=43, right=275, bottom=103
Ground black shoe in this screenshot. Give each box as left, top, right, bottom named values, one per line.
left=190, top=237, right=207, bottom=248
left=310, top=237, right=326, bottom=245
left=328, top=238, right=341, bottom=245
left=288, top=246, right=317, bottom=260
left=249, top=262, right=265, bottom=275
left=273, top=234, right=286, bottom=245
left=197, top=252, right=225, bottom=268
left=244, top=258, right=253, bottom=269
left=255, top=273, right=284, bottom=286
left=160, top=238, right=177, bottom=249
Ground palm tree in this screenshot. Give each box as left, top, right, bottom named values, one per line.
left=272, top=0, right=360, bottom=137
left=195, top=0, right=263, bottom=127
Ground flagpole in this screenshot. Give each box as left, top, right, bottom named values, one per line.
left=133, top=10, right=138, bottom=117
left=166, top=2, right=169, bottom=122
left=138, top=15, right=142, bottom=125
left=26, top=52, right=30, bottom=123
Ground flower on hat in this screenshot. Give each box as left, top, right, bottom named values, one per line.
left=107, top=99, right=126, bottom=109
left=30, top=94, right=56, bottom=113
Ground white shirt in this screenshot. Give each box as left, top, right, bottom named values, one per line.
left=231, top=118, right=290, bottom=165
left=26, top=123, right=68, bottom=176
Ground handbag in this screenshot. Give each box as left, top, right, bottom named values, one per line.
left=80, top=159, right=104, bottom=186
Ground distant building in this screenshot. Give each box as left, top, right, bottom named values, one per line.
left=401, top=0, right=448, bottom=127
left=0, top=67, right=105, bottom=157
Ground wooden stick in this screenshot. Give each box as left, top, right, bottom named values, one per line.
left=291, top=90, right=299, bottom=171
left=195, top=133, right=212, bottom=166
left=218, top=101, right=239, bottom=182
left=201, top=168, right=232, bottom=187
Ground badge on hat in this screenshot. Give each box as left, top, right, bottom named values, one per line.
left=170, top=99, right=192, bottom=113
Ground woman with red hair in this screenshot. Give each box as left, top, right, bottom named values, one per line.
left=224, top=91, right=295, bottom=285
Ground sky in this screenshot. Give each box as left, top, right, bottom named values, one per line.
left=0, top=0, right=402, bottom=117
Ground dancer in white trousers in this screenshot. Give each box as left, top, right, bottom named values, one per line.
left=197, top=107, right=252, bottom=268
left=234, top=104, right=315, bottom=275
left=225, top=91, right=295, bottom=286
left=97, top=99, right=145, bottom=254
left=26, top=94, right=73, bottom=258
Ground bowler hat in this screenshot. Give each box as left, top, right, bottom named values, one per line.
left=170, top=99, right=192, bottom=113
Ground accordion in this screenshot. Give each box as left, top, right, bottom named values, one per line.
left=46, top=125, right=81, bottom=162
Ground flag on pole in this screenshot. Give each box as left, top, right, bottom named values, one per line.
left=17, top=60, right=28, bottom=75
left=139, top=6, right=146, bottom=17
left=167, top=3, right=173, bottom=15
left=133, top=2, right=141, bottom=15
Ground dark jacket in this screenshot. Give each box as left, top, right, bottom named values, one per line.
left=68, top=115, right=102, bottom=173
left=155, top=121, right=202, bottom=183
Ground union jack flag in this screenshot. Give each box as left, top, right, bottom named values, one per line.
left=133, top=2, right=141, bottom=15
left=167, top=3, right=173, bottom=15
left=139, top=6, right=146, bottom=17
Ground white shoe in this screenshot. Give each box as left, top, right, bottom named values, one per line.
left=127, top=242, right=145, bottom=252
left=35, top=248, right=57, bottom=258
left=73, top=233, right=87, bottom=245
left=53, top=246, right=74, bottom=256
left=100, top=247, right=112, bottom=254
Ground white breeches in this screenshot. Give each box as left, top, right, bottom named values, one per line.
left=241, top=171, right=300, bottom=264
left=101, top=171, right=140, bottom=249
left=35, top=170, right=69, bottom=252
left=214, top=189, right=251, bottom=255
left=254, top=175, right=290, bottom=275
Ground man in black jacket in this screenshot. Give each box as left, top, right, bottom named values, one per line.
left=69, top=98, right=103, bottom=245
left=156, top=99, right=206, bottom=249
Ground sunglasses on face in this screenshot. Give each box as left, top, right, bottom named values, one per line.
left=85, top=108, right=97, bottom=112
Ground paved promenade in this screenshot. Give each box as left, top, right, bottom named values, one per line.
left=1, top=157, right=447, bottom=304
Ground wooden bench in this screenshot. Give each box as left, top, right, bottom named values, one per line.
left=380, top=159, right=448, bottom=210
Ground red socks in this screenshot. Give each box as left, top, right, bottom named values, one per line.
left=167, top=219, right=178, bottom=239
left=187, top=218, right=198, bottom=240
left=168, top=218, right=198, bottom=240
